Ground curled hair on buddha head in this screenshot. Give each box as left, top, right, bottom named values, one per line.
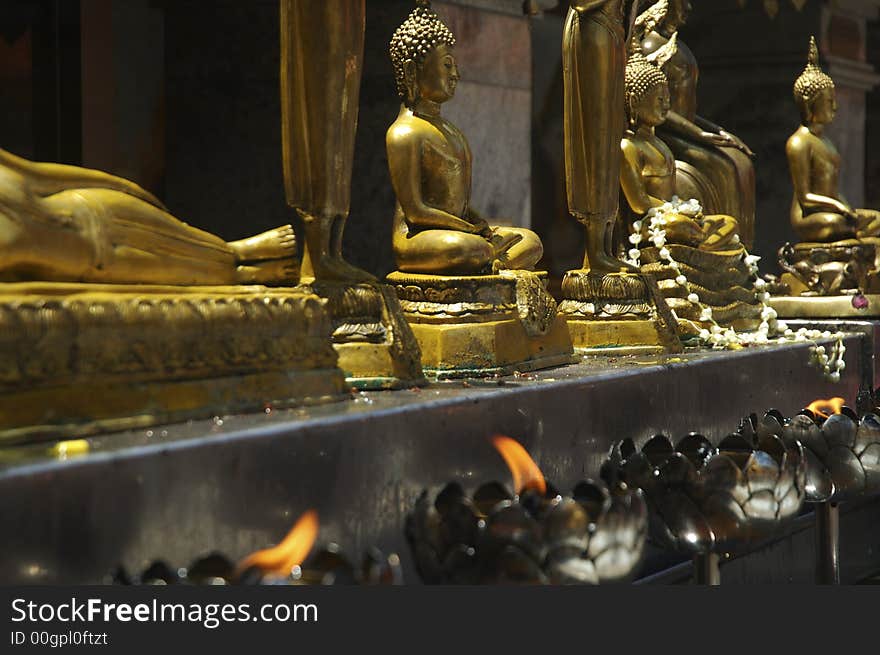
left=389, top=0, right=457, bottom=107
left=625, top=31, right=678, bottom=127
left=794, top=36, right=835, bottom=123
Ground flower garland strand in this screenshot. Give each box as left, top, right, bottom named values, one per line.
left=627, top=197, right=846, bottom=382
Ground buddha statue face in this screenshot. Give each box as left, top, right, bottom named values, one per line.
left=411, top=43, right=460, bottom=106
left=805, top=87, right=837, bottom=126
left=390, top=1, right=458, bottom=109
left=633, top=83, right=671, bottom=128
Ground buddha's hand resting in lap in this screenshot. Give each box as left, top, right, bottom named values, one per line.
left=468, top=216, right=494, bottom=239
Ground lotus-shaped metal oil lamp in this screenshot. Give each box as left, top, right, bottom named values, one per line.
left=116, top=511, right=402, bottom=585
left=602, top=432, right=806, bottom=584
left=406, top=436, right=648, bottom=585
left=741, top=400, right=880, bottom=583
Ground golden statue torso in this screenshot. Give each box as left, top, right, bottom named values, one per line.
left=392, top=109, right=472, bottom=236
left=631, top=132, right=678, bottom=200
left=798, top=128, right=841, bottom=202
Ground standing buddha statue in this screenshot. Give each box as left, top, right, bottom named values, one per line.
left=280, top=0, right=425, bottom=389
left=559, top=0, right=682, bottom=354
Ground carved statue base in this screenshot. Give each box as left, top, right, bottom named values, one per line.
left=770, top=240, right=880, bottom=318
left=304, top=282, right=426, bottom=390
left=640, top=246, right=763, bottom=337
left=0, top=282, right=346, bottom=445
left=386, top=270, right=576, bottom=379
left=559, top=270, right=682, bottom=355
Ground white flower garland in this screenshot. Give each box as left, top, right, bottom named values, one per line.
left=627, top=197, right=846, bottom=382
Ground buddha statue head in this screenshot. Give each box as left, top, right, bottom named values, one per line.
left=389, top=0, right=459, bottom=109
left=625, top=34, right=678, bottom=129
left=794, top=36, right=837, bottom=126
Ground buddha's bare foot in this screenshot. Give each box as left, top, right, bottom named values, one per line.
left=229, top=225, right=297, bottom=263
left=311, top=256, right=377, bottom=283
left=584, top=252, right=639, bottom=276
left=235, top=259, right=298, bottom=286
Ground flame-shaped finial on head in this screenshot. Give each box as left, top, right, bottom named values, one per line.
left=794, top=35, right=835, bottom=107
left=808, top=35, right=819, bottom=66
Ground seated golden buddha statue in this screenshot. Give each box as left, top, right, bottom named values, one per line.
left=0, top=148, right=296, bottom=286
left=787, top=38, right=880, bottom=243
left=383, top=0, right=573, bottom=377
left=774, top=37, right=880, bottom=300
left=639, top=0, right=756, bottom=248
left=385, top=0, right=542, bottom=276
left=621, top=37, right=762, bottom=332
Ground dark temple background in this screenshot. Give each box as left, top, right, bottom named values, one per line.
left=0, top=0, right=878, bottom=278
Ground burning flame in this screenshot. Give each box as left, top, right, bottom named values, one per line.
left=491, top=435, right=547, bottom=495
left=807, top=397, right=846, bottom=419
left=236, top=510, right=319, bottom=578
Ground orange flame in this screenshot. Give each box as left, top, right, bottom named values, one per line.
left=236, top=510, right=319, bottom=578
left=491, top=435, right=547, bottom=495
left=807, top=397, right=846, bottom=419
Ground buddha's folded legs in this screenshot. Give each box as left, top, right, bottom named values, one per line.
left=793, top=211, right=856, bottom=243
left=395, top=229, right=494, bottom=275
left=494, top=227, right=543, bottom=271
left=855, top=209, right=880, bottom=238
left=701, top=215, right=741, bottom=251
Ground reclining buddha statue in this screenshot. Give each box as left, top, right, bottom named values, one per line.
left=384, top=0, right=573, bottom=376
left=0, top=146, right=346, bottom=442
left=639, top=0, right=756, bottom=248
left=0, top=148, right=297, bottom=286
left=621, top=32, right=762, bottom=334
left=775, top=37, right=880, bottom=300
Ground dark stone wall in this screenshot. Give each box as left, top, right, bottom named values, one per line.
left=161, top=0, right=411, bottom=278
left=866, top=17, right=880, bottom=209
left=686, top=1, right=823, bottom=270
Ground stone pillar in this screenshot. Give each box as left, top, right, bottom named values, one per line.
left=433, top=1, right=533, bottom=229
left=822, top=0, right=880, bottom=209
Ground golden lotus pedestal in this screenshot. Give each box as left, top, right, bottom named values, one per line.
left=304, top=281, right=426, bottom=390
left=641, top=246, right=762, bottom=337
left=0, top=282, right=347, bottom=444
left=771, top=240, right=880, bottom=319
left=386, top=271, right=576, bottom=379
left=560, top=270, right=682, bottom=355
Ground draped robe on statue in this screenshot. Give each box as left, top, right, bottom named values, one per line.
left=279, top=0, right=364, bottom=223
left=562, top=1, right=626, bottom=225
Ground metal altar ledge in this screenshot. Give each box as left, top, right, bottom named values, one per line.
left=770, top=295, right=880, bottom=319
left=0, top=336, right=877, bottom=584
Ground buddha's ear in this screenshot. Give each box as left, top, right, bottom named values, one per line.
left=403, top=60, right=419, bottom=107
